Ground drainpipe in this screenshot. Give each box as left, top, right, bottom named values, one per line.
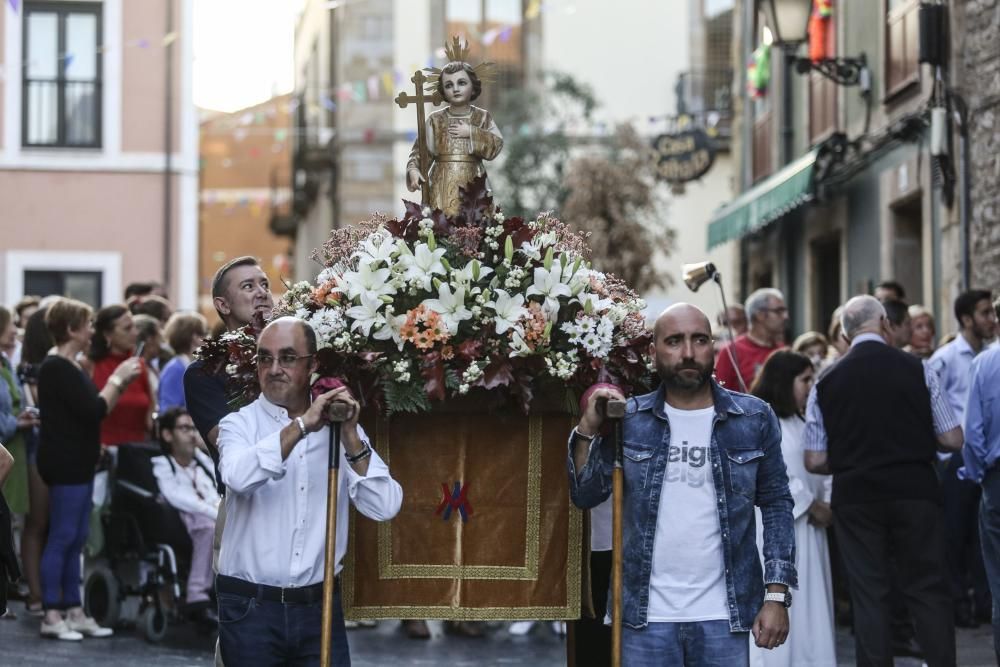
left=953, top=94, right=971, bottom=291
left=163, top=0, right=175, bottom=291
left=781, top=55, right=794, bottom=166
left=740, top=0, right=754, bottom=191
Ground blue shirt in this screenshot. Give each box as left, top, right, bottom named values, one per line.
left=158, top=355, right=190, bottom=411
left=804, top=333, right=959, bottom=452
left=568, top=381, right=796, bottom=632
left=928, top=334, right=978, bottom=424
left=959, top=347, right=1000, bottom=483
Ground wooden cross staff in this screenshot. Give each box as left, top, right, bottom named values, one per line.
left=394, top=70, right=442, bottom=206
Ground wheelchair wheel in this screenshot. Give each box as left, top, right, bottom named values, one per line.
left=139, top=605, right=168, bottom=643
left=84, top=565, right=121, bottom=628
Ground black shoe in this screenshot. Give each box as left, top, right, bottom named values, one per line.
left=891, top=636, right=925, bottom=658
left=955, top=601, right=979, bottom=628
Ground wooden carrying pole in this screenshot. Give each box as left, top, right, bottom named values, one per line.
left=604, top=398, right=627, bottom=667
left=320, top=403, right=351, bottom=666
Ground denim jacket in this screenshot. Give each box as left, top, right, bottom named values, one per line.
left=568, top=381, right=797, bottom=631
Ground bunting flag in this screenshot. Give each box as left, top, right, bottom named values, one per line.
left=7, top=0, right=19, bottom=13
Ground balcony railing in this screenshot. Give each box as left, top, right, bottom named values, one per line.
left=674, top=68, right=733, bottom=142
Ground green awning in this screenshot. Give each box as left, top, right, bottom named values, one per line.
left=706, top=149, right=817, bottom=249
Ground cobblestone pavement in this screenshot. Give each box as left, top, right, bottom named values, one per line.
left=0, top=611, right=996, bottom=665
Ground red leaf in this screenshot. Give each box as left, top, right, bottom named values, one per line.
left=456, top=339, right=483, bottom=361
left=475, top=359, right=515, bottom=390
left=421, top=353, right=446, bottom=401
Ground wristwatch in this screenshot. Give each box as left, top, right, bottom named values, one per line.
left=763, top=590, right=792, bottom=608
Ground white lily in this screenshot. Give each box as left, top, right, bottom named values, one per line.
left=526, top=264, right=573, bottom=320
left=373, top=312, right=407, bottom=350
left=400, top=242, right=447, bottom=291
left=345, top=293, right=386, bottom=337
left=572, top=290, right=614, bottom=315
left=342, top=262, right=394, bottom=302
left=352, top=232, right=398, bottom=268
left=488, top=289, right=529, bottom=335
left=423, top=283, right=472, bottom=335
left=508, top=328, right=534, bottom=357
left=452, top=259, right=493, bottom=286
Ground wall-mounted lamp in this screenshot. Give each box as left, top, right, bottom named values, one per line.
left=759, top=0, right=869, bottom=88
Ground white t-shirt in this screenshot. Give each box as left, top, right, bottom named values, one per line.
left=646, top=403, right=729, bottom=622
left=590, top=496, right=613, bottom=552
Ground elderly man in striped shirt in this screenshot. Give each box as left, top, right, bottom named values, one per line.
left=803, top=295, right=963, bottom=667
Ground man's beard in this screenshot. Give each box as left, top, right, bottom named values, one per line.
left=657, top=359, right=712, bottom=391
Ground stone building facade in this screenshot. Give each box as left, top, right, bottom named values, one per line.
left=953, top=0, right=1000, bottom=289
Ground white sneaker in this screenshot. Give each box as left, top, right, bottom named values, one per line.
left=508, top=620, right=536, bottom=635
left=40, top=619, right=84, bottom=641
left=66, top=615, right=114, bottom=637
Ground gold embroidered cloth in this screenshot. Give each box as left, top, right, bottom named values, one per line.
left=342, top=409, right=581, bottom=620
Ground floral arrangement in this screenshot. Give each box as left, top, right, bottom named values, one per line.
left=199, top=177, right=654, bottom=414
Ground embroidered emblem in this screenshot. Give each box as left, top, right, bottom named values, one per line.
left=435, top=481, right=473, bottom=522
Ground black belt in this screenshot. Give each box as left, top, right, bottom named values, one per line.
left=216, top=574, right=338, bottom=605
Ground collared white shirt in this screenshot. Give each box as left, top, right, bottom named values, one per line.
left=151, top=449, right=221, bottom=520
left=928, top=333, right=979, bottom=424
left=217, top=395, right=402, bottom=587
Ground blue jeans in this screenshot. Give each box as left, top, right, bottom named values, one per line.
left=40, top=482, right=92, bottom=610
left=218, top=585, right=350, bottom=666
left=622, top=620, right=748, bottom=667
left=980, top=466, right=1000, bottom=661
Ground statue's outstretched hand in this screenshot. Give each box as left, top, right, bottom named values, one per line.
left=406, top=168, right=425, bottom=192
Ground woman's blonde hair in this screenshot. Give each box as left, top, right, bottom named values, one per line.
left=44, top=297, right=93, bottom=344
left=164, top=311, right=208, bottom=355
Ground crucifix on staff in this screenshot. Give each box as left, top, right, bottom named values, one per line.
left=394, top=70, right=442, bottom=206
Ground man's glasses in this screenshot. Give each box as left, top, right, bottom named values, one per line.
left=256, top=352, right=314, bottom=369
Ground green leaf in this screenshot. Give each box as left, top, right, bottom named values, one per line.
left=383, top=378, right=432, bottom=415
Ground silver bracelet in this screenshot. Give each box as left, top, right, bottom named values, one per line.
left=346, top=445, right=372, bottom=464
left=295, top=416, right=307, bottom=439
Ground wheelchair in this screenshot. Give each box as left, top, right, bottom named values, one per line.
left=83, top=442, right=200, bottom=643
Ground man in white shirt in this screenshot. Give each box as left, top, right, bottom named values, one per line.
left=151, top=407, right=221, bottom=628
left=216, top=317, right=402, bottom=666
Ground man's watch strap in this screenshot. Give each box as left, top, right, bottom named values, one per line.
left=763, top=590, right=792, bottom=608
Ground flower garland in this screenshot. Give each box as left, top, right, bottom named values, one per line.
left=199, top=176, right=654, bottom=414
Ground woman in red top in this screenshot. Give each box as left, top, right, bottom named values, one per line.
left=90, top=305, right=154, bottom=445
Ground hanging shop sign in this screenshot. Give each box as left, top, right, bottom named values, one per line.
left=652, top=127, right=716, bottom=184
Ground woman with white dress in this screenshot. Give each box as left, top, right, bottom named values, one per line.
left=749, top=350, right=836, bottom=667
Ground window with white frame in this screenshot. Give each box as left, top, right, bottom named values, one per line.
left=24, top=270, right=103, bottom=307
left=22, top=1, right=103, bottom=148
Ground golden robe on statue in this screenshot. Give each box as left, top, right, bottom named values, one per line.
left=407, top=106, right=503, bottom=216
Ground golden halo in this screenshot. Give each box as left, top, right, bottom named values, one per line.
left=422, top=36, right=498, bottom=95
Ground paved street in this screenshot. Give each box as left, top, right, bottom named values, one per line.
left=0, top=612, right=995, bottom=666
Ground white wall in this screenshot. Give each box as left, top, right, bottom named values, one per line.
left=643, top=154, right=738, bottom=323
left=540, top=1, right=689, bottom=128
left=540, top=1, right=737, bottom=325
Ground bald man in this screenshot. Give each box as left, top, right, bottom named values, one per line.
left=215, top=317, right=402, bottom=666
left=804, top=295, right=963, bottom=667
left=570, top=303, right=796, bottom=666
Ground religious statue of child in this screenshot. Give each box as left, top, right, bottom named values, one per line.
left=405, top=40, right=503, bottom=217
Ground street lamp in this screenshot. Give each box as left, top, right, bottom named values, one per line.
left=760, top=0, right=868, bottom=87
